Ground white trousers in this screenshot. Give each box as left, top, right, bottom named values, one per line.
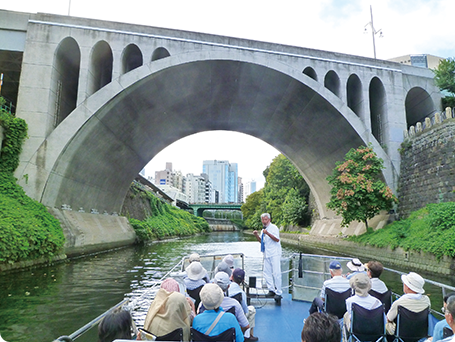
left=263, top=255, right=282, bottom=295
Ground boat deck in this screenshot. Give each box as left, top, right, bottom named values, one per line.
left=252, top=294, right=310, bottom=342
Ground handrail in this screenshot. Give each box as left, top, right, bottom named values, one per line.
left=53, top=299, right=128, bottom=342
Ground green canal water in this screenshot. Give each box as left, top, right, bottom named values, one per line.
left=0, top=231, right=451, bottom=342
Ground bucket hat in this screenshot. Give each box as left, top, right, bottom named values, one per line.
left=401, top=272, right=425, bottom=294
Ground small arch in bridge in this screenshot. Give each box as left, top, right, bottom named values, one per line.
left=51, top=37, right=81, bottom=126
left=324, top=70, right=341, bottom=98
left=303, top=67, right=318, bottom=81
left=121, top=44, right=143, bottom=74
left=346, top=74, right=363, bottom=118
left=369, top=77, right=387, bottom=146
left=88, top=40, right=113, bottom=96
left=151, top=47, right=171, bottom=61
left=405, top=87, right=435, bottom=128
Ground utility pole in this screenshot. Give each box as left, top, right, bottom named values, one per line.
left=365, top=5, right=383, bottom=59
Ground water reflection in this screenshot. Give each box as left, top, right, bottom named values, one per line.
left=0, top=231, right=452, bottom=342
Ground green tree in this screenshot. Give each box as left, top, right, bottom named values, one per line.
left=326, top=145, right=398, bottom=231
left=242, top=154, right=310, bottom=229
left=241, top=189, right=265, bottom=229
left=433, top=57, right=455, bottom=108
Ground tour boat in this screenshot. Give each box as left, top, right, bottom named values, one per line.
left=53, top=252, right=454, bottom=342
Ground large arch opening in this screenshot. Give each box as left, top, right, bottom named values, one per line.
left=405, top=87, right=435, bottom=128
left=51, top=37, right=81, bottom=126
left=369, top=77, right=387, bottom=145
left=324, top=70, right=341, bottom=98
left=87, top=40, right=113, bottom=96
left=27, top=57, right=390, bottom=220
left=122, top=44, right=143, bottom=74
left=347, top=74, right=363, bottom=118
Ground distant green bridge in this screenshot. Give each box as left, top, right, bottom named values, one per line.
left=188, top=203, right=242, bottom=217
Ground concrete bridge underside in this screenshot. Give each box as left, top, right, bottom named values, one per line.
left=18, top=54, right=392, bottom=224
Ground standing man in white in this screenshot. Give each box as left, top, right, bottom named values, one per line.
left=253, top=213, right=282, bottom=299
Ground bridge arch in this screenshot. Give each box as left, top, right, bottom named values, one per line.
left=152, top=47, right=171, bottom=61
left=121, top=44, right=143, bottom=74
left=51, top=37, right=81, bottom=126
left=303, top=67, right=318, bottom=81
left=324, top=70, right=341, bottom=98
left=405, top=87, right=435, bottom=128
left=19, top=52, right=394, bottom=222
left=88, top=40, right=113, bottom=96
left=346, top=74, right=363, bottom=118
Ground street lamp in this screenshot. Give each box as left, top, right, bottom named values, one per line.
left=364, top=5, right=383, bottom=59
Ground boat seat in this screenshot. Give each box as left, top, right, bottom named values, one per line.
left=190, top=327, right=235, bottom=342
left=345, top=303, right=386, bottom=342
left=443, top=326, right=454, bottom=338
left=324, top=288, right=352, bottom=319
left=369, top=289, right=392, bottom=314
left=187, top=285, right=204, bottom=310
left=230, top=292, right=243, bottom=305
left=156, top=327, right=184, bottom=341
left=393, top=305, right=429, bottom=342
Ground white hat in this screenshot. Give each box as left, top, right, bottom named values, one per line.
left=200, top=283, right=224, bottom=310
left=223, top=255, right=235, bottom=269
left=214, top=271, right=231, bottom=291
left=401, top=272, right=425, bottom=294
left=189, top=253, right=200, bottom=262
left=347, top=258, right=365, bottom=272
left=186, top=261, right=207, bottom=281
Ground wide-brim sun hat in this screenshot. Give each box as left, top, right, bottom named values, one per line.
left=200, top=283, right=224, bottom=310
left=401, top=272, right=425, bottom=294
left=186, top=261, right=207, bottom=281
left=347, top=258, right=365, bottom=272
left=223, top=254, right=235, bottom=269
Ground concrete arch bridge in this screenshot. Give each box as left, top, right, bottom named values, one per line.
left=2, top=10, right=441, bottom=240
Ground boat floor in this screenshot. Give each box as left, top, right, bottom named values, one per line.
left=251, top=294, right=310, bottom=342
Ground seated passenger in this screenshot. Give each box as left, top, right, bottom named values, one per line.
left=143, top=278, right=194, bottom=341
left=365, top=261, right=388, bottom=294
left=223, top=254, right=235, bottom=270
left=431, top=293, right=455, bottom=342
left=344, top=273, right=382, bottom=332
left=214, top=261, right=233, bottom=278
left=186, top=253, right=210, bottom=282
left=98, top=308, right=133, bottom=342
left=301, top=312, right=341, bottom=342
left=184, top=261, right=208, bottom=309
left=309, top=261, right=350, bottom=314
left=192, top=283, right=244, bottom=342
left=436, top=295, right=455, bottom=342
left=346, top=258, right=366, bottom=280
left=228, top=268, right=258, bottom=342
left=386, top=272, right=431, bottom=335
left=199, top=272, right=250, bottom=335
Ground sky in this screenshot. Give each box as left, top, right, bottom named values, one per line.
left=2, top=0, right=455, bottom=188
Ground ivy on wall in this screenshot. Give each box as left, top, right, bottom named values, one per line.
left=0, top=98, right=65, bottom=264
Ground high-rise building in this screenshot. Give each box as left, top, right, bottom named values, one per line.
left=244, top=180, right=257, bottom=199
left=238, top=177, right=244, bottom=203
left=155, top=163, right=174, bottom=186
left=202, top=160, right=238, bottom=203
left=185, top=173, right=212, bottom=203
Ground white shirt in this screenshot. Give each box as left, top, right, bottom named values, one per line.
left=261, top=223, right=281, bottom=258
left=370, top=278, right=388, bottom=294
left=320, top=275, right=351, bottom=299
left=346, top=294, right=382, bottom=314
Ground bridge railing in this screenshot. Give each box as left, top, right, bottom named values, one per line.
left=404, top=106, right=454, bottom=139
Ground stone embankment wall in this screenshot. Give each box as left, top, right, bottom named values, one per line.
left=280, top=233, right=455, bottom=277
left=398, top=108, right=455, bottom=218
left=205, top=218, right=238, bottom=231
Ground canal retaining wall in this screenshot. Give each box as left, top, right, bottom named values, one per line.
left=280, top=233, right=455, bottom=277
left=398, top=111, right=455, bottom=218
